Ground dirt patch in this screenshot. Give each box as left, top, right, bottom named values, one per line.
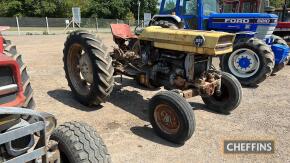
left=6, top=34, right=290, bottom=163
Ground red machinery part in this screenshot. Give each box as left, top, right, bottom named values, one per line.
left=276, top=22, right=290, bottom=31
left=0, top=37, right=26, bottom=107
left=110, top=24, right=137, bottom=40
left=0, top=35, right=3, bottom=54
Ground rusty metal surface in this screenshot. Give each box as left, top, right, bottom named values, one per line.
left=182, top=89, right=199, bottom=99
left=47, top=140, right=61, bottom=163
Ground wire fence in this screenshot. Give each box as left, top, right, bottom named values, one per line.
left=0, top=17, right=143, bottom=35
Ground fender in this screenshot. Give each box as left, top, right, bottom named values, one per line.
left=234, top=31, right=256, bottom=42
left=150, top=15, right=182, bottom=25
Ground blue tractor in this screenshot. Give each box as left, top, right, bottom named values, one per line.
left=150, top=0, right=290, bottom=86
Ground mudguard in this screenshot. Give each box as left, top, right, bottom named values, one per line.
left=271, top=44, right=290, bottom=64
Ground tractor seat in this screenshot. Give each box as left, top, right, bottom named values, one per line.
left=110, top=24, right=137, bottom=40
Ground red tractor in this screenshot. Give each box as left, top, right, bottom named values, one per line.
left=0, top=26, right=35, bottom=109
left=0, top=27, right=111, bottom=162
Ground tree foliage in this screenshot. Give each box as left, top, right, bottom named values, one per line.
left=0, top=0, right=158, bottom=19
left=270, top=0, right=289, bottom=8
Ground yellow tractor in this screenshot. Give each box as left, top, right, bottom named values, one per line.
left=63, top=25, right=242, bottom=144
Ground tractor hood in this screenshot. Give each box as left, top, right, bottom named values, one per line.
left=139, top=26, right=235, bottom=56
left=208, top=13, right=278, bottom=32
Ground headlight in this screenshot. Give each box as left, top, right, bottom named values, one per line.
left=40, top=112, right=57, bottom=136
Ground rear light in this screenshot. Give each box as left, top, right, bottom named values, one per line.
left=0, top=35, right=3, bottom=53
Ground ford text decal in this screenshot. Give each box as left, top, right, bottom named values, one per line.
left=212, top=18, right=277, bottom=24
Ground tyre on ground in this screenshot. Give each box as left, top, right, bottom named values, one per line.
left=63, top=30, right=114, bottom=106
left=149, top=91, right=195, bottom=144
left=51, top=121, right=111, bottom=163
left=3, top=39, right=36, bottom=109
left=202, top=72, right=242, bottom=114
left=271, top=35, right=290, bottom=73
left=220, top=37, right=275, bottom=86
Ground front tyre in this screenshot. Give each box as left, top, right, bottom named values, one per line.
left=51, top=121, right=111, bottom=163
left=63, top=30, right=114, bottom=106
left=149, top=91, right=195, bottom=144
left=271, top=35, right=290, bottom=73
left=220, top=38, right=274, bottom=86
left=202, top=72, right=242, bottom=114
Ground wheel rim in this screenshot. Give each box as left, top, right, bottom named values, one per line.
left=67, top=43, right=93, bottom=96
left=228, top=48, right=260, bottom=78
left=154, top=104, right=180, bottom=135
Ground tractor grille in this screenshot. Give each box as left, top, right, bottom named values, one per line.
left=255, top=25, right=275, bottom=40
left=0, top=67, right=15, bottom=86
left=0, top=66, right=17, bottom=105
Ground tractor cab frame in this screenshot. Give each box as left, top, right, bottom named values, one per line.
left=156, top=0, right=220, bottom=30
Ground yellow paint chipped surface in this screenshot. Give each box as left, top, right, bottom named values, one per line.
left=139, top=26, right=235, bottom=56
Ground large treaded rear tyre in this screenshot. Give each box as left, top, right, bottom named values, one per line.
left=271, top=35, right=290, bottom=73
left=220, top=38, right=274, bottom=86
left=149, top=91, right=195, bottom=144
left=63, top=30, right=114, bottom=106
left=51, top=121, right=111, bottom=163
left=202, top=72, right=242, bottom=114
left=152, top=20, right=179, bottom=29
left=3, top=40, right=36, bottom=109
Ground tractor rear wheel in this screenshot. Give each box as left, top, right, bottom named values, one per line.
left=149, top=91, right=195, bottom=144
left=271, top=35, right=290, bottom=73
left=63, top=30, right=114, bottom=106
left=202, top=72, right=242, bottom=114
left=51, top=121, right=111, bottom=163
left=220, top=38, right=274, bottom=86
left=3, top=40, right=36, bottom=109
left=152, top=20, right=179, bottom=29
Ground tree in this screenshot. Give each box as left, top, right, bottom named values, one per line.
left=270, top=0, right=287, bottom=8
left=0, top=0, right=159, bottom=19
left=125, top=11, right=136, bottom=24
left=129, top=0, right=158, bottom=20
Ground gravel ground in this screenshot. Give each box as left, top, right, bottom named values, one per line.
left=5, top=34, right=290, bottom=163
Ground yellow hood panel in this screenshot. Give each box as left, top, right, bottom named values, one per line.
left=138, top=26, right=235, bottom=56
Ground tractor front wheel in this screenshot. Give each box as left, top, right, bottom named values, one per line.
left=63, top=30, right=114, bottom=106
left=149, top=91, right=195, bottom=144
left=202, top=72, right=242, bottom=114
left=271, top=35, right=290, bottom=73
left=51, top=121, right=111, bottom=163
left=220, top=38, right=274, bottom=86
